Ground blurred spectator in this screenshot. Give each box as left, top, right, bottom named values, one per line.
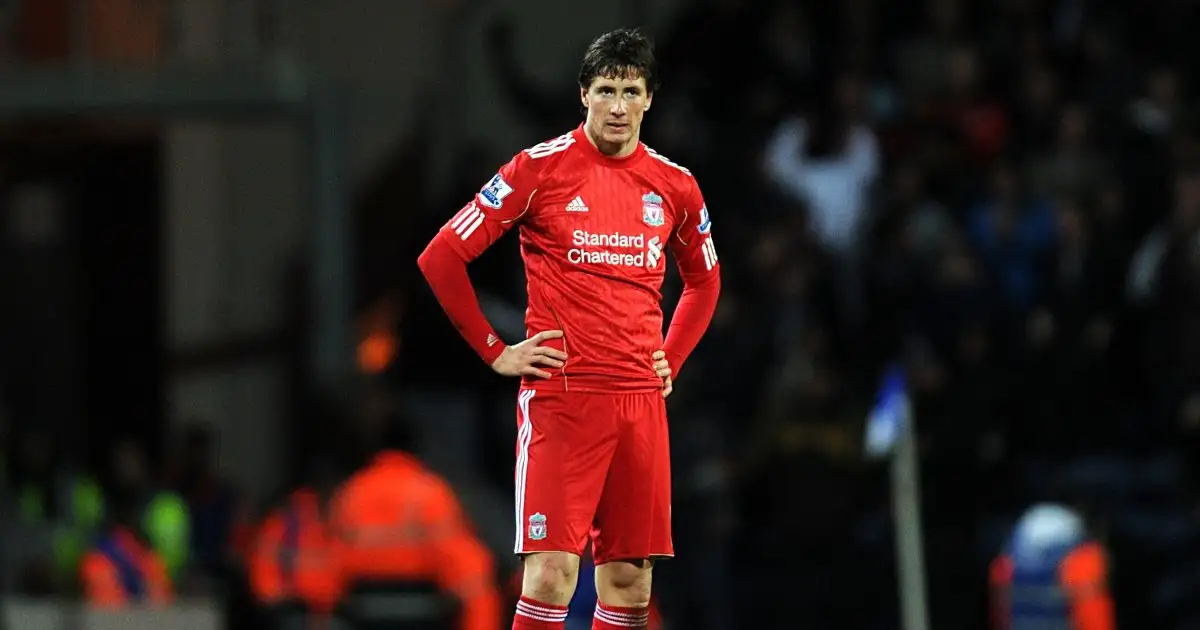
left=764, top=73, right=881, bottom=260
left=1024, top=104, right=1109, bottom=199
left=1128, top=169, right=1200, bottom=429
left=895, top=0, right=966, bottom=104
left=989, top=503, right=1115, bottom=630
left=332, top=416, right=501, bottom=630
left=763, top=71, right=880, bottom=327
left=1, top=429, right=102, bottom=595
left=966, top=161, right=1056, bottom=319
left=80, top=495, right=173, bottom=609
left=1130, top=67, right=1182, bottom=140
left=1008, top=64, right=1061, bottom=156
left=927, top=44, right=1010, bottom=167
left=1074, top=24, right=1136, bottom=134
left=167, top=422, right=244, bottom=579
left=110, top=438, right=190, bottom=584
left=249, top=459, right=343, bottom=619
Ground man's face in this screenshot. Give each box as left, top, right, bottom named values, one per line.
left=581, top=74, right=652, bottom=151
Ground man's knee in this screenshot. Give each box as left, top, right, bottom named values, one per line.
left=521, top=552, right=580, bottom=605
left=595, top=559, right=653, bottom=607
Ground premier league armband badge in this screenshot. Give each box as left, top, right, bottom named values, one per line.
left=479, top=174, right=514, bottom=209
left=697, top=205, right=712, bottom=234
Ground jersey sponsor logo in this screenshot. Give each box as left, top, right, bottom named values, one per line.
left=697, top=205, right=712, bottom=234
left=528, top=513, right=547, bottom=541
left=568, top=230, right=663, bottom=269
left=642, top=192, right=665, bottom=227
left=450, top=202, right=485, bottom=240
left=646, top=235, right=663, bottom=268
left=565, top=196, right=589, bottom=212
left=701, top=236, right=718, bottom=271
left=478, top=174, right=513, bottom=209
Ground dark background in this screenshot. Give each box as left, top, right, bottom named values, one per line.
left=2, top=0, right=1200, bottom=628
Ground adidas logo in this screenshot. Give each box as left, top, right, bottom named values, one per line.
left=486, top=333, right=499, bottom=347
left=565, top=196, right=589, bottom=212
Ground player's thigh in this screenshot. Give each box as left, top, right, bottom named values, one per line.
left=514, top=389, right=618, bottom=555
left=591, top=392, right=672, bottom=563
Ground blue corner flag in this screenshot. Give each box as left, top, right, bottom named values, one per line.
left=865, top=364, right=910, bottom=459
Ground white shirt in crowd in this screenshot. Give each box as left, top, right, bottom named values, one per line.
left=764, top=117, right=880, bottom=255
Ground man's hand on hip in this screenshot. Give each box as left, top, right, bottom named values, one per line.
left=652, top=350, right=673, bottom=398
left=492, top=330, right=567, bottom=379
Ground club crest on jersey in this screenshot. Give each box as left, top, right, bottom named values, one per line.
left=641, top=192, right=665, bottom=227
left=478, top=174, right=513, bottom=209
left=697, top=205, right=712, bottom=234
left=528, top=513, right=547, bottom=541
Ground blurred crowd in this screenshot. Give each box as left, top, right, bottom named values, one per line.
left=0, top=421, right=236, bottom=604
left=0, top=405, right=509, bottom=629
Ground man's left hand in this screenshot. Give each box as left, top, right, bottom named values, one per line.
left=652, top=350, right=673, bottom=398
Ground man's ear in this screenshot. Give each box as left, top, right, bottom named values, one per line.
left=580, top=87, right=589, bottom=109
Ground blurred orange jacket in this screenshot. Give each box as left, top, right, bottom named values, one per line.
left=80, top=527, right=173, bottom=608
left=250, top=489, right=343, bottom=613
left=990, top=541, right=1115, bottom=630
left=333, top=451, right=501, bottom=630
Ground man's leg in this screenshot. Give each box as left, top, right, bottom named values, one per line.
left=513, top=551, right=580, bottom=628
left=592, top=559, right=653, bottom=628
left=512, top=389, right=615, bottom=629
left=590, top=392, right=672, bottom=629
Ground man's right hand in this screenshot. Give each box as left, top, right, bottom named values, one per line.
left=491, top=330, right=567, bottom=379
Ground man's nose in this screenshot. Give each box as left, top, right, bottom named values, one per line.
left=609, top=99, right=627, bottom=115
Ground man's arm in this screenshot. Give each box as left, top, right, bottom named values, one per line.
left=664, top=183, right=721, bottom=378
left=418, top=153, right=537, bottom=366
left=418, top=233, right=509, bottom=365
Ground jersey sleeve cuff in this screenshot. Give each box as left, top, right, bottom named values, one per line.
left=664, top=350, right=685, bottom=378
left=480, top=338, right=506, bottom=366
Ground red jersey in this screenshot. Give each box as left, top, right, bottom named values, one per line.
left=439, top=126, right=720, bottom=392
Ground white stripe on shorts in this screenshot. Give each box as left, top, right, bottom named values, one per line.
left=513, top=389, right=536, bottom=553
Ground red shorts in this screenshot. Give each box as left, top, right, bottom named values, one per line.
left=513, top=388, right=673, bottom=564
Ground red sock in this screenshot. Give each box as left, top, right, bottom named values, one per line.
left=593, top=602, right=649, bottom=628
left=512, top=595, right=568, bottom=629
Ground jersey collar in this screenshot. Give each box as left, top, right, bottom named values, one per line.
left=573, top=125, right=647, bottom=168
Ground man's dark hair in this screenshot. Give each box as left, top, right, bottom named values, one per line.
left=578, top=28, right=660, bottom=94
